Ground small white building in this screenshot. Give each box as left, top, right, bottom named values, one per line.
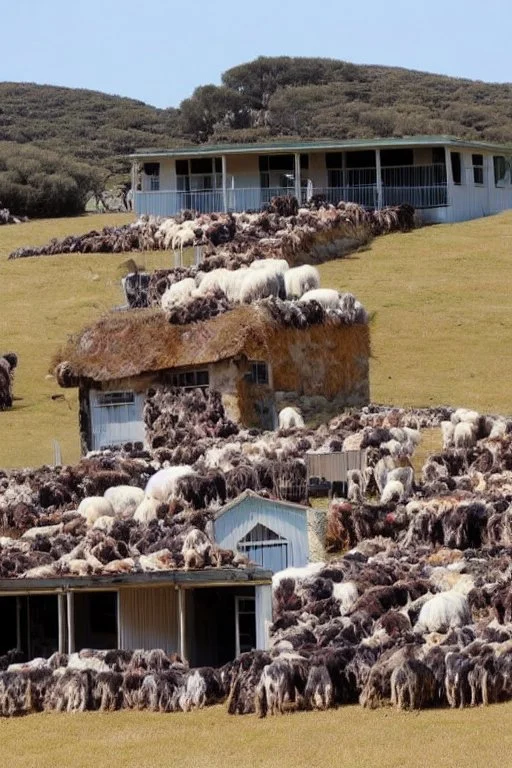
left=131, top=135, right=512, bottom=224
left=214, top=490, right=310, bottom=572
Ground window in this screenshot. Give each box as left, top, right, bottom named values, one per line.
left=95, top=391, right=135, bottom=407
left=143, top=162, right=160, bottom=192
left=235, top=596, right=256, bottom=656
left=248, top=361, right=269, bottom=385
left=168, top=368, right=209, bottom=389
left=380, top=149, right=414, bottom=167
left=238, top=524, right=289, bottom=573
left=432, top=147, right=445, bottom=165
left=451, top=152, right=462, bottom=184
left=494, top=156, right=507, bottom=186
left=90, top=390, right=145, bottom=450
left=175, top=158, right=222, bottom=192
left=472, top=154, right=484, bottom=185
left=345, top=150, right=376, bottom=169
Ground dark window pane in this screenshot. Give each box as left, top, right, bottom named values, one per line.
left=190, top=158, right=213, bottom=175
left=326, top=152, right=342, bottom=169
left=451, top=152, right=461, bottom=184
left=300, top=154, right=309, bottom=170
left=196, top=370, right=209, bottom=386
left=175, top=159, right=189, bottom=175
left=432, top=147, right=445, bottom=164
left=215, top=157, right=222, bottom=173
left=380, top=149, right=413, bottom=167
left=494, top=156, right=506, bottom=185
left=346, top=150, right=376, bottom=169
left=143, top=162, right=160, bottom=176
left=328, top=170, right=343, bottom=187
left=258, top=155, right=269, bottom=172
left=268, top=154, right=294, bottom=171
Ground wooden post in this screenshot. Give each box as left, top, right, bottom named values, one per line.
left=375, top=149, right=382, bottom=209
left=178, top=588, right=186, bottom=662
left=66, top=592, right=75, bottom=654
left=222, top=155, right=228, bottom=212
left=16, top=597, right=22, bottom=651
left=294, top=153, right=301, bottom=202
left=58, top=593, right=66, bottom=654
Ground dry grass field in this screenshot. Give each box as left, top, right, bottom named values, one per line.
left=1, top=210, right=511, bottom=469
left=1, top=703, right=512, bottom=768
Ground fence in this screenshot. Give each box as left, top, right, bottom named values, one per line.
left=306, top=450, right=367, bottom=483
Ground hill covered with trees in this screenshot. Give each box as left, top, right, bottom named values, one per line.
left=1, top=58, right=511, bottom=216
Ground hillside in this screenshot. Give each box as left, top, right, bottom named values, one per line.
left=1, top=210, right=511, bottom=468
left=1, top=58, right=512, bottom=217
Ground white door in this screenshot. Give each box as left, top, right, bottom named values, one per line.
left=90, top=390, right=145, bottom=450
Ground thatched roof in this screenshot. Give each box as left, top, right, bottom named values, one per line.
left=54, top=305, right=282, bottom=386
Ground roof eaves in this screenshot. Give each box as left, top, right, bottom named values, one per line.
left=130, top=135, right=512, bottom=160
left=215, top=489, right=310, bottom=519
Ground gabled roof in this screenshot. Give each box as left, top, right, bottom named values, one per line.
left=131, top=135, right=512, bottom=160
left=215, top=489, right=310, bottom=519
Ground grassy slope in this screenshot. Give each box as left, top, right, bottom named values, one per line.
left=2, top=704, right=512, bottom=768
left=0, top=213, right=173, bottom=467
left=1, top=211, right=511, bottom=468
left=319, top=212, right=512, bottom=413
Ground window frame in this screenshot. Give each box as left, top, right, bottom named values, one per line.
left=472, top=154, right=484, bottom=186
left=248, top=361, right=269, bottom=386
left=168, top=368, right=209, bottom=390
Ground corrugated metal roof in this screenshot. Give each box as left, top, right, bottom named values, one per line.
left=215, top=489, right=310, bottom=519
left=131, top=135, right=512, bottom=160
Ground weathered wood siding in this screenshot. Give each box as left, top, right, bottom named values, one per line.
left=306, top=449, right=367, bottom=482
left=214, top=496, right=309, bottom=569
left=118, top=587, right=178, bottom=652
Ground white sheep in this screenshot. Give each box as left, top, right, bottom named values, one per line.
left=161, top=278, right=197, bottom=312
left=386, top=467, right=414, bottom=496
left=441, top=420, right=455, bottom=450
left=278, top=407, right=305, bottom=429
left=272, top=562, right=325, bottom=589
left=104, top=485, right=145, bottom=519
left=133, top=496, right=161, bottom=524
left=299, top=288, right=340, bottom=309
left=239, top=269, right=280, bottom=303
left=380, top=479, right=405, bottom=504
left=144, top=465, right=196, bottom=502
left=77, top=497, right=115, bottom=527
left=249, top=258, right=289, bottom=274
left=332, top=581, right=359, bottom=614
left=450, top=408, right=480, bottom=426
left=284, top=265, right=320, bottom=299
left=454, top=421, right=477, bottom=450
left=415, top=591, right=471, bottom=633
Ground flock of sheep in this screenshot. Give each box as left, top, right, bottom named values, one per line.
left=8, top=197, right=414, bottom=261
left=1, top=398, right=512, bottom=717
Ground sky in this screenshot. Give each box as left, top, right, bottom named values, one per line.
left=2, top=0, right=511, bottom=109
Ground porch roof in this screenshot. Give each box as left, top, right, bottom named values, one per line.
left=0, top=566, right=272, bottom=595
left=131, top=135, right=512, bottom=160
